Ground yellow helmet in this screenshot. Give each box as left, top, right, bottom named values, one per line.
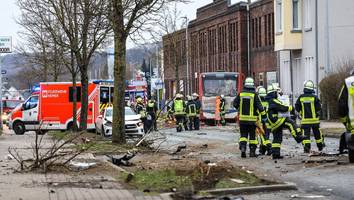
left=257, top=86, right=267, bottom=97
left=136, top=97, right=143, bottom=103
left=244, top=77, right=255, bottom=88
left=304, top=80, right=315, bottom=91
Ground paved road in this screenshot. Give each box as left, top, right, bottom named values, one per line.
left=152, top=125, right=354, bottom=200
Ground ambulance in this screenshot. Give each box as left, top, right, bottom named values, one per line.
left=9, top=81, right=114, bottom=135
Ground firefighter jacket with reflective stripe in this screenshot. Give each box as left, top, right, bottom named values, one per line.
left=173, top=99, right=186, bottom=115
left=267, top=92, right=293, bottom=131
left=259, top=98, right=271, bottom=129
left=146, top=102, right=157, bottom=114
left=194, top=99, right=201, bottom=114
left=295, top=89, right=321, bottom=125
left=233, top=88, right=266, bottom=124
left=136, top=103, right=146, bottom=118
left=186, top=100, right=197, bottom=117
left=338, top=76, right=354, bottom=132
left=220, top=98, right=226, bottom=113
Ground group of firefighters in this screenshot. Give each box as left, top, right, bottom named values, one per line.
left=133, top=69, right=354, bottom=161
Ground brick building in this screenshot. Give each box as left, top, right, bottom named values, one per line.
left=163, top=0, right=276, bottom=99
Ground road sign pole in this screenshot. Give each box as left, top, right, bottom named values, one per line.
left=0, top=36, right=12, bottom=131
left=0, top=54, right=3, bottom=130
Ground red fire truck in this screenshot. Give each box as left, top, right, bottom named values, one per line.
left=9, top=81, right=114, bottom=135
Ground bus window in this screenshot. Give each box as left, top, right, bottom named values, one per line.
left=203, top=77, right=237, bottom=97
left=100, top=87, right=109, bottom=104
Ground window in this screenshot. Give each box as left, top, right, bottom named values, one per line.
left=304, top=0, right=312, bottom=29
left=292, top=0, right=301, bottom=30
left=259, top=73, right=264, bottom=86
left=69, top=86, right=81, bottom=102
left=24, top=96, right=39, bottom=110
left=276, top=0, right=283, bottom=33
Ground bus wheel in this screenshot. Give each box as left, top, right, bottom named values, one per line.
left=13, top=121, right=26, bottom=135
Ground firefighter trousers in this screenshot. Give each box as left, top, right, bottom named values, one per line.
left=175, top=115, right=185, bottom=132
left=259, top=126, right=271, bottom=152
left=188, top=116, right=200, bottom=130
left=272, top=118, right=302, bottom=156
left=239, top=123, right=257, bottom=151
left=220, top=111, right=226, bottom=126
left=302, top=123, right=324, bottom=151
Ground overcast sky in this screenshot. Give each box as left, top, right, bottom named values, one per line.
left=0, top=0, right=244, bottom=50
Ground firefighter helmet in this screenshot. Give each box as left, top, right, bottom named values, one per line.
left=267, top=85, right=277, bottom=94
left=244, top=77, right=255, bottom=88
left=136, top=97, right=143, bottom=103
left=192, top=93, right=199, bottom=97
left=257, top=86, right=267, bottom=97
left=187, top=95, right=193, bottom=101
left=304, top=80, right=315, bottom=91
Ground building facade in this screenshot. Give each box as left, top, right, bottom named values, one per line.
left=275, top=0, right=354, bottom=100
left=163, top=0, right=276, bottom=99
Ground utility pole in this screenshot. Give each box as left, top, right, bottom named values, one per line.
left=325, top=0, right=331, bottom=120
left=247, top=0, right=251, bottom=77
left=182, top=16, right=190, bottom=95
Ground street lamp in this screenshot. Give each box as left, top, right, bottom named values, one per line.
left=181, top=16, right=190, bottom=95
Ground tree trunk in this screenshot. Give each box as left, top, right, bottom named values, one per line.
left=112, top=35, right=127, bottom=144
left=71, top=52, right=78, bottom=132
left=79, top=64, right=89, bottom=131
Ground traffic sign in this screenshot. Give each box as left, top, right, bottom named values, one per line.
left=0, top=36, right=12, bottom=53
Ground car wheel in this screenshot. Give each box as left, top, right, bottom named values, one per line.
left=101, top=125, right=106, bottom=137
left=349, top=149, right=354, bottom=163
left=13, top=121, right=26, bottom=135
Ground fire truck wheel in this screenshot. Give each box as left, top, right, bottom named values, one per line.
left=13, top=121, right=25, bottom=135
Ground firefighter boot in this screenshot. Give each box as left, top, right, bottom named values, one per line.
left=304, top=144, right=311, bottom=153
left=266, top=144, right=272, bottom=156
left=250, top=146, right=257, bottom=158
left=259, top=145, right=267, bottom=155
left=240, top=146, right=246, bottom=158
left=272, top=154, right=284, bottom=159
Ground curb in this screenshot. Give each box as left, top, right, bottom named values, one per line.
left=201, top=182, right=297, bottom=196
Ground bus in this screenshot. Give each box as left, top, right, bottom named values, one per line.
left=199, top=72, right=244, bottom=122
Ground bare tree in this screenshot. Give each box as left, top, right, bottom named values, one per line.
left=109, top=0, right=188, bottom=144
left=17, top=0, right=111, bottom=131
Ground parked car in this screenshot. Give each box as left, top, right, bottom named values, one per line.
left=95, top=106, right=144, bottom=137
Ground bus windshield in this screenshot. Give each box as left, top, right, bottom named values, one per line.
left=203, top=77, right=237, bottom=97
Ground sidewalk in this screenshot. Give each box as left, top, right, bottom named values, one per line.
left=0, top=130, right=171, bottom=200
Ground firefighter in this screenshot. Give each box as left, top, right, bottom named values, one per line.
left=183, top=96, right=190, bottom=131
left=233, top=77, right=267, bottom=158
left=267, top=84, right=303, bottom=159
left=220, top=95, right=226, bottom=126
left=146, top=98, right=158, bottom=131
left=192, top=93, right=201, bottom=130
left=256, top=86, right=272, bottom=155
left=135, top=97, right=148, bottom=133
left=295, top=80, right=324, bottom=153
left=186, top=96, right=197, bottom=130
left=172, top=93, right=187, bottom=132
left=338, top=69, right=354, bottom=162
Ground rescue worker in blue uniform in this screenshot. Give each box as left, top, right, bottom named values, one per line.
left=295, top=80, right=324, bottom=153
left=338, top=69, right=354, bottom=163
left=256, top=86, right=272, bottom=155
left=172, top=94, right=187, bottom=132
left=146, top=98, right=158, bottom=131
left=233, top=77, right=267, bottom=158
left=192, top=93, right=201, bottom=130
left=267, top=84, right=303, bottom=159
left=186, top=96, right=198, bottom=130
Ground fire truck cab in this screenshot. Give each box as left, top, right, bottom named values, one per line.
left=9, top=81, right=113, bottom=135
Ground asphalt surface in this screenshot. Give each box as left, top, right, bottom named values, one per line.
left=150, top=124, right=354, bottom=200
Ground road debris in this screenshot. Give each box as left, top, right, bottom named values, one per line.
left=246, top=170, right=253, bottom=174
left=309, top=152, right=340, bottom=157
left=171, top=145, right=187, bottom=155
left=230, top=178, right=245, bottom=184
left=201, top=144, right=208, bottom=148
left=197, top=132, right=207, bottom=135
left=303, top=158, right=338, bottom=164
left=219, top=196, right=245, bottom=200
left=108, top=152, right=137, bottom=166
left=5, top=154, right=13, bottom=160
left=290, top=194, right=325, bottom=199
left=69, top=161, right=97, bottom=170
left=125, top=173, right=134, bottom=182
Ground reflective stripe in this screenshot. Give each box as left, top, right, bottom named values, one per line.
left=315, top=139, right=323, bottom=144
left=270, top=117, right=286, bottom=131
left=300, top=96, right=319, bottom=124
left=187, top=104, right=197, bottom=117
left=345, top=76, right=354, bottom=128
left=239, top=92, right=258, bottom=122
left=239, top=137, right=248, bottom=142
left=272, top=143, right=281, bottom=148
left=249, top=140, right=258, bottom=145
left=302, top=140, right=311, bottom=145
left=284, top=122, right=297, bottom=137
